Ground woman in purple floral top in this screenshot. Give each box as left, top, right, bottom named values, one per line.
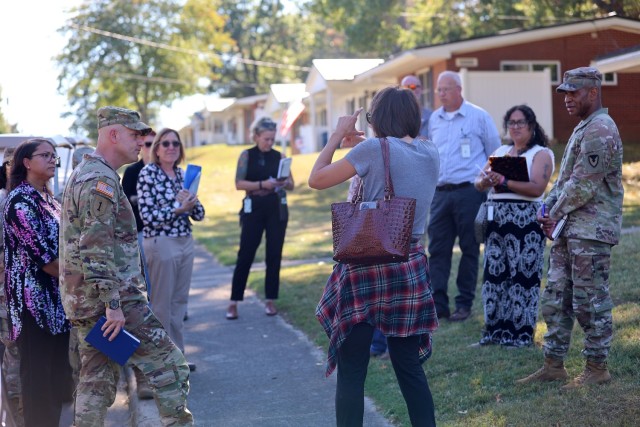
left=3, top=138, right=72, bottom=427
left=137, top=128, right=204, bottom=370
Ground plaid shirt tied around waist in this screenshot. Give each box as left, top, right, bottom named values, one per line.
left=316, top=242, right=438, bottom=376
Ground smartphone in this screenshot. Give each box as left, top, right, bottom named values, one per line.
left=359, top=201, right=378, bottom=210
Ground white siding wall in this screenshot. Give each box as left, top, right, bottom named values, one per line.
left=461, top=68, right=554, bottom=140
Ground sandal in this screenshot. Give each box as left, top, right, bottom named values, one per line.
left=226, top=304, right=238, bottom=320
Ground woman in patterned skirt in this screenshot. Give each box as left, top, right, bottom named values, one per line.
left=473, top=105, right=554, bottom=347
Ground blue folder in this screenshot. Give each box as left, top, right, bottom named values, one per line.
left=84, top=316, right=141, bottom=366
left=183, top=164, right=202, bottom=193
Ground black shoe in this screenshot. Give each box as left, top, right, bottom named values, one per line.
left=449, top=307, right=471, bottom=322
left=187, top=362, right=196, bottom=372
left=436, top=309, right=450, bottom=320
left=183, top=312, right=189, bottom=321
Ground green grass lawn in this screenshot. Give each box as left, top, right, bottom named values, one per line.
left=187, top=143, right=640, bottom=427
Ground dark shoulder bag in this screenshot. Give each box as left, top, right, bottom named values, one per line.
left=331, top=138, right=416, bottom=264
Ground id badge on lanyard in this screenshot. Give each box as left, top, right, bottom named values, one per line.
left=460, top=135, right=471, bottom=158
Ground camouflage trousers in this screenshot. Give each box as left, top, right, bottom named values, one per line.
left=541, top=237, right=614, bottom=362
left=0, top=317, right=23, bottom=427
left=74, top=301, right=193, bottom=427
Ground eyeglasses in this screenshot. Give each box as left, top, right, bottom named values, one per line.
left=506, top=120, right=528, bottom=129
left=403, top=84, right=421, bottom=90
left=366, top=112, right=372, bottom=124
left=436, top=86, right=456, bottom=94
left=161, top=140, right=181, bottom=148
left=30, top=152, right=60, bottom=163
left=144, top=142, right=153, bottom=147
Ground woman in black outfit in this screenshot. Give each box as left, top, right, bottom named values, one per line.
left=227, top=117, right=294, bottom=320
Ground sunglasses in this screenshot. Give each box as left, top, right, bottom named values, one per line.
left=403, top=83, right=421, bottom=90
left=161, top=140, right=181, bottom=148
left=144, top=142, right=153, bottom=147
left=258, top=122, right=277, bottom=131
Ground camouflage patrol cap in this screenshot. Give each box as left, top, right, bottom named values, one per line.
left=97, top=106, right=152, bottom=134
left=556, top=67, right=602, bottom=93
left=2, top=147, right=15, bottom=165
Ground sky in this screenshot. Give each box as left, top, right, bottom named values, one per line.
left=0, top=1, right=203, bottom=139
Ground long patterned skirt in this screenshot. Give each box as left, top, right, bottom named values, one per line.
left=479, top=200, right=546, bottom=347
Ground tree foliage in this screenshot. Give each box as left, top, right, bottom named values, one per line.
left=56, top=0, right=232, bottom=139
left=0, top=87, right=15, bottom=134
left=311, top=0, right=640, bottom=55
left=212, top=0, right=322, bottom=97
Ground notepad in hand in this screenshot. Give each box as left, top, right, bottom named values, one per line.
left=551, top=215, right=568, bottom=240
left=84, top=316, right=141, bottom=366
left=277, top=158, right=292, bottom=180
left=183, top=164, right=202, bottom=193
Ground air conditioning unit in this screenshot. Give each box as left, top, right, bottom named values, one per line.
left=455, top=57, right=478, bottom=68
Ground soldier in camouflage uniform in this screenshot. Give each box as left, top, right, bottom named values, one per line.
left=517, top=67, right=623, bottom=390
left=0, top=148, right=23, bottom=427
left=59, top=106, right=193, bottom=426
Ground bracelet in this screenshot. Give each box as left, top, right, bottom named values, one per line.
left=259, top=181, right=262, bottom=190
left=501, top=177, right=509, bottom=189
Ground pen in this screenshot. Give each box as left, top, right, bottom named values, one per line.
left=541, top=203, right=546, bottom=217
left=475, top=164, right=487, bottom=176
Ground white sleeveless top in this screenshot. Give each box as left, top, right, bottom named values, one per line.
left=490, top=144, right=554, bottom=202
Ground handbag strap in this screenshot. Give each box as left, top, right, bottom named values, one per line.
left=380, top=138, right=395, bottom=200
left=348, top=138, right=395, bottom=204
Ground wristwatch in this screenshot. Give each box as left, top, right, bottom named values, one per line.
left=106, top=299, right=121, bottom=310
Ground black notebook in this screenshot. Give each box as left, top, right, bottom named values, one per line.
left=489, top=156, right=529, bottom=182
left=84, top=316, right=141, bottom=366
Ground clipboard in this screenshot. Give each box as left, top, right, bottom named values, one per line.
left=277, top=158, right=292, bottom=180
left=489, top=156, right=529, bottom=182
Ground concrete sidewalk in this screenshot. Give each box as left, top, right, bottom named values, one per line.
left=127, top=243, right=392, bottom=426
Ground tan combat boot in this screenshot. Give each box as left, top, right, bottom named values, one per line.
left=134, top=367, right=154, bottom=400
left=516, top=357, right=569, bottom=384
left=561, top=360, right=611, bottom=391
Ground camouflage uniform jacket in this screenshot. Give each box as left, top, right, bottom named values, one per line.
left=546, top=108, right=623, bottom=245
left=60, top=153, right=147, bottom=321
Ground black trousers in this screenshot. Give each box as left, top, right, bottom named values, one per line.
left=17, top=312, right=72, bottom=427
left=336, top=323, right=436, bottom=427
left=428, top=185, right=485, bottom=316
left=231, top=193, right=288, bottom=301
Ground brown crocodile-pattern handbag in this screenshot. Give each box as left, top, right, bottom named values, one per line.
left=331, top=138, right=416, bottom=264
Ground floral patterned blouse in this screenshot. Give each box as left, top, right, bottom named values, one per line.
left=137, top=163, right=205, bottom=238
left=3, top=181, right=71, bottom=340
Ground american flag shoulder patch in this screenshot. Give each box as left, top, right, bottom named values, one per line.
left=95, top=181, right=115, bottom=199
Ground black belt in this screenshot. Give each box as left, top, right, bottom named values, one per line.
left=436, top=182, right=472, bottom=191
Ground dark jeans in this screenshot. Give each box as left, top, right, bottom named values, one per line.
left=231, top=193, right=288, bottom=301
left=427, top=185, right=484, bottom=316
left=17, top=312, right=72, bottom=427
left=336, top=323, right=435, bottom=427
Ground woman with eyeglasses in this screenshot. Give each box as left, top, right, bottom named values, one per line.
left=472, top=105, right=554, bottom=348
left=137, top=128, right=204, bottom=371
left=3, top=138, right=73, bottom=427
left=226, top=117, right=294, bottom=320
left=309, top=87, right=439, bottom=427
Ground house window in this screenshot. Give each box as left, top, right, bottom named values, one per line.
left=318, top=109, right=327, bottom=127
left=602, top=72, right=617, bottom=86
left=346, top=98, right=356, bottom=114
left=418, top=69, right=433, bottom=109
left=214, top=120, right=223, bottom=133
left=500, top=61, right=561, bottom=84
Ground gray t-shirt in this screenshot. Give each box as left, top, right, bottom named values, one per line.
left=345, top=136, right=440, bottom=237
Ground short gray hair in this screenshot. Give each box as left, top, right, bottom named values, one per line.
left=438, top=71, right=462, bottom=87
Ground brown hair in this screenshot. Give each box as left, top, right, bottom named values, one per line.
left=9, top=138, right=56, bottom=193
left=368, top=87, right=421, bottom=138
left=151, top=128, right=184, bottom=166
